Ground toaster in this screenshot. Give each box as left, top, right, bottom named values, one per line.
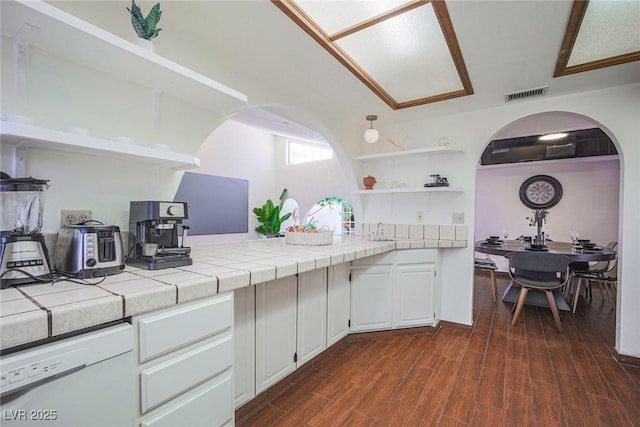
left=54, top=225, right=125, bottom=278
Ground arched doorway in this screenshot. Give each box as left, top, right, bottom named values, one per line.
left=474, top=111, right=622, bottom=343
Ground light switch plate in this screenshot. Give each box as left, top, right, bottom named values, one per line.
left=452, top=212, right=464, bottom=224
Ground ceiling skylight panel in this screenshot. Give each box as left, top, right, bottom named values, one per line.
left=567, top=0, right=640, bottom=66
left=335, top=5, right=462, bottom=102
left=295, top=0, right=411, bottom=35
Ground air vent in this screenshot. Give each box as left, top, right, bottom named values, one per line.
left=504, top=86, right=548, bottom=102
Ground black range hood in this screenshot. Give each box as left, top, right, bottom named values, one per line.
left=481, top=127, right=617, bottom=166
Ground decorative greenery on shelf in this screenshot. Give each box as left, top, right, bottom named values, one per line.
left=253, top=188, right=292, bottom=236
left=127, top=0, right=162, bottom=40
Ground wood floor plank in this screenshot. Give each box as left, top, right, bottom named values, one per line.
left=477, top=367, right=505, bottom=409
left=306, top=383, right=364, bottom=427
left=271, top=392, right=329, bottom=426
left=505, top=358, right=531, bottom=395
left=586, top=393, right=635, bottom=427
left=470, top=402, right=505, bottom=427
left=458, top=350, right=485, bottom=380
left=442, top=376, right=480, bottom=423
left=531, top=379, right=564, bottom=427
left=504, top=391, right=535, bottom=427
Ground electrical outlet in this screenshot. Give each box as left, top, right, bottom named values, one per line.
left=60, top=210, right=92, bottom=226
left=452, top=212, right=465, bottom=224
left=416, top=210, right=424, bottom=223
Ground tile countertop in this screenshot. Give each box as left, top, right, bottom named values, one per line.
left=0, top=235, right=467, bottom=351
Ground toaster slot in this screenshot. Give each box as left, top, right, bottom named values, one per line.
left=97, top=231, right=116, bottom=262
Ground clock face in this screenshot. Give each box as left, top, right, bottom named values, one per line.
left=519, top=175, right=563, bottom=209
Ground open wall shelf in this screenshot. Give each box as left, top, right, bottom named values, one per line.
left=1, top=0, right=247, bottom=116
left=1, top=121, right=200, bottom=170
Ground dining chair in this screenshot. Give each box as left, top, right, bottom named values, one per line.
left=569, top=241, right=617, bottom=313
left=475, top=257, right=498, bottom=302
left=572, top=253, right=618, bottom=312
left=505, top=251, right=572, bottom=332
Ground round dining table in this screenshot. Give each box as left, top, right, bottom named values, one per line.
left=474, top=240, right=616, bottom=263
left=474, top=240, right=616, bottom=311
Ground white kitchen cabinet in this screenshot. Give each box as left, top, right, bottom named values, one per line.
left=350, top=266, right=394, bottom=332
left=254, top=269, right=329, bottom=394
left=255, top=276, right=297, bottom=394
left=132, top=293, right=234, bottom=427
left=327, top=263, right=351, bottom=346
left=395, top=265, right=436, bottom=327
left=297, top=268, right=328, bottom=366
left=233, top=286, right=255, bottom=409
left=350, top=252, right=395, bottom=332
left=350, top=249, right=438, bottom=333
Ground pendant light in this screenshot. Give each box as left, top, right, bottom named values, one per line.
left=364, top=115, right=379, bottom=143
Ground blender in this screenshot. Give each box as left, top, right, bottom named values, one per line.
left=0, top=173, right=53, bottom=288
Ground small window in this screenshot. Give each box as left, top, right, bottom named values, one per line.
left=287, top=140, right=333, bottom=165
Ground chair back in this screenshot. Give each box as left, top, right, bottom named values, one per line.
left=505, top=251, right=572, bottom=274
left=505, top=251, right=573, bottom=288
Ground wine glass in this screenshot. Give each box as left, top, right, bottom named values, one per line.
left=570, top=230, right=579, bottom=245
left=502, top=228, right=509, bottom=240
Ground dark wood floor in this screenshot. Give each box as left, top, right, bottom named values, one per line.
left=236, top=271, right=640, bottom=426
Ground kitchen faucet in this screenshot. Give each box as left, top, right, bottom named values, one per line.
left=377, top=222, right=384, bottom=238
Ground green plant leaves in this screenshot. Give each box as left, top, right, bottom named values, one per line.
left=127, top=0, right=162, bottom=40
left=253, top=189, right=292, bottom=235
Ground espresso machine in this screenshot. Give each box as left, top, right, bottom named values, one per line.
left=127, top=201, right=192, bottom=270
left=0, top=174, right=53, bottom=288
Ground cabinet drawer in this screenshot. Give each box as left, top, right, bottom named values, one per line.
left=396, top=249, right=436, bottom=265
left=141, top=371, right=232, bottom=427
left=140, top=333, right=232, bottom=413
left=138, top=293, right=232, bottom=362
left=352, top=251, right=395, bottom=266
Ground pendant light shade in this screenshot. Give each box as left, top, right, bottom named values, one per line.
left=364, top=115, right=379, bottom=143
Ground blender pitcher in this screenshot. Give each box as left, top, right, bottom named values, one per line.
left=0, top=176, right=49, bottom=234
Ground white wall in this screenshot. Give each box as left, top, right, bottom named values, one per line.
left=475, top=157, right=620, bottom=271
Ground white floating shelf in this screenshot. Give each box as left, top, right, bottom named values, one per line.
left=352, top=146, right=464, bottom=161
left=0, top=0, right=247, bottom=116
left=354, top=187, right=464, bottom=195
left=1, top=122, right=200, bottom=170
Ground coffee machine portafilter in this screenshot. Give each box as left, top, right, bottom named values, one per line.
left=127, top=201, right=192, bottom=270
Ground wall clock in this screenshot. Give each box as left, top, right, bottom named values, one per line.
left=519, top=175, right=563, bottom=209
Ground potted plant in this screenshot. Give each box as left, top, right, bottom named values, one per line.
left=253, top=188, right=292, bottom=237
left=127, top=0, right=162, bottom=49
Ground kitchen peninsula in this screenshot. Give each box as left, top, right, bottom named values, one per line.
left=1, top=229, right=467, bottom=350
left=1, top=230, right=466, bottom=426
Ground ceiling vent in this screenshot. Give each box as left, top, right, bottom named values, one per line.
left=504, top=86, right=548, bottom=102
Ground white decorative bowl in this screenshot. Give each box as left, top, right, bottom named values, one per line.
left=284, top=231, right=334, bottom=246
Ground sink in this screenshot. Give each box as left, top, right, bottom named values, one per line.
left=369, top=236, right=395, bottom=242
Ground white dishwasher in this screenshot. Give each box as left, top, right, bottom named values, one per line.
left=1, top=322, right=134, bottom=426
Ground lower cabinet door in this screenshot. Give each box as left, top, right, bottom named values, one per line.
left=350, top=265, right=393, bottom=332
left=395, top=264, right=436, bottom=328
left=141, top=371, right=232, bottom=427
left=233, top=286, right=255, bottom=409
left=255, top=276, right=297, bottom=394
left=297, top=268, right=328, bottom=366
left=327, top=263, right=351, bottom=346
